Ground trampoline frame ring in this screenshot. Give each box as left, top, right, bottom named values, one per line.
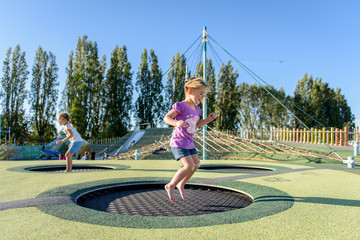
left=7, top=164, right=130, bottom=173
left=75, top=182, right=254, bottom=216
left=36, top=177, right=294, bottom=229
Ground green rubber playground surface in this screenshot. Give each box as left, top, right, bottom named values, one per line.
left=1, top=157, right=360, bottom=239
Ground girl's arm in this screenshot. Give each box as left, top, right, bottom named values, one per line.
left=164, top=109, right=186, bottom=128
left=56, top=129, right=74, bottom=144
left=196, top=112, right=216, bottom=128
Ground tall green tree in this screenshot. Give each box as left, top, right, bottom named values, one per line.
left=149, top=49, right=164, bottom=125
left=292, top=73, right=354, bottom=128
left=62, top=35, right=106, bottom=139
left=86, top=41, right=106, bottom=138
left=29, top=47, right=59, bottom=143
left=195, top=59, right=216, bottom=127
left=135, top=49, right=164, bottom=127
left=0, top=45, right=29, bottom=143
left=60, top=51, right=74, bottom=112
left=237, top=83, right=290, bottom=131
left=334, top=88, right=354, bottom=128
left=103, top=45, right=133, bottom=137
left=215, top=61, right=239, bottom=130
left=166, top=52, right=186, bottom=109
left=262, top=86, right=291, bottom=128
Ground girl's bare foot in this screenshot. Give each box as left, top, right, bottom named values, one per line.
left=176, top=184, right=185, bottom=200
left=64, top=169, right=72, bottom=173
left=165, top=184, right=175, bottom=202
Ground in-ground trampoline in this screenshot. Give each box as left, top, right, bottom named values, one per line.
left=26, top=165, right=116, bottom=173
left=199, top=165, right=274, bottom=172
left=76, top=183, right=253, bottom=217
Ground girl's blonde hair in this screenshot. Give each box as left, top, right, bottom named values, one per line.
left=58, top=112, right=74, bottom=128
left=184, top=77, right=211, bottom=96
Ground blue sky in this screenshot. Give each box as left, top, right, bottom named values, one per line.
left=0, top=0, right=359, bottom=129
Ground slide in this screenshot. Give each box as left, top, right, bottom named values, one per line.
left=40, top=149, right=58, bottom=157
left=47, top=135, right=68, bottom=152
left=95, top=130, right=145, bottom=160
left=114, top=130, right=145, bottom=154
left=37, top=135, right=68, bottom=160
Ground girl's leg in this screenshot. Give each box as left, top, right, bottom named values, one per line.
left=165, top=155, right=195, bottom=202
left=176, top=154, right=200, bottom=200
left=64, top=151, right=74, bottom=172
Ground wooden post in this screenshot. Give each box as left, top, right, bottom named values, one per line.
left=286, top=127, right=289, bottom=142
left=339, top=128, right=344, bottom=146
left=279, top=128, right=282, bottom=141
left=295, top=128, right=298, bottom=142
left=292, top=128, right=295, bottom=142
left=326, top=128, right=329, bottom=145
left=344, top=127, right=349, bottom=146
left=336, top=128, right=339, bottom=145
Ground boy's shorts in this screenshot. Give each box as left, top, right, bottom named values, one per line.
left=68, top=141, right=84, bottom=154
left=171, top=147, right=197, bottom=161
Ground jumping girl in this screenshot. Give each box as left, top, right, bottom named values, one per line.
left=164, top=77, right=216, bottom=202
left=56, top=112, right=84, bottom=172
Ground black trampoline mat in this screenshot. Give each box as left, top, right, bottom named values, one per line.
left=26, top=165, right=115, bottom=172
left=77, top=183, right=253, bottom=216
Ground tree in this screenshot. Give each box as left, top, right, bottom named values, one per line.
left=148, top=49, right=164, bottom=125
left=215, top=61, right=239, bottom=130
left=60, top=51, right=74, bottom=112
left=103, top=45, right=133, bottom=137
left=238, top=83, right=291, bottom=131
left=263, top=86, right=292, bottom=128
left=86, top=41, right=106, bottom=138
left=29, top=46, right=59, bottom=143
left=195, top=59, right=216, bottom=127
left=334, top=88, right=354, bottom=128
left=166, top=52, right=186, bottom=108
left=63, top=35, right=106, bottom=139
left=0, top=45, right=29, bottom=143
left=135, top=49, right=164, bottom=127
left=292, top=73, right=354, bottom=128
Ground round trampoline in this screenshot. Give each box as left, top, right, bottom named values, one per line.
left=199, top=165, right=274, bottom=172
left=26, top=165, right=115, bottom=173
left=76, top=183, right=253, bottom=217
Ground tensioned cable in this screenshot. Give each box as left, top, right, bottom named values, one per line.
left=208, top=41, right=223, bottom=70
left=208, top=34, right=329, bottom=131
left=162, top=34, right=202, bottom=79
left=189, top=43, right=203, bottom=76
left=207, top=34, right=343, bottom=161
left=83, top=35, right=203, bottom=149
left=184, top=41, right=203, bottom=73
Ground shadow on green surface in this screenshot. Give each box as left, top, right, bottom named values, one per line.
left=255, top=195, right=360, bottom=207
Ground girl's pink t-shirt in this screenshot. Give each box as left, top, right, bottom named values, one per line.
left=170, top=101, right=202, bottom=149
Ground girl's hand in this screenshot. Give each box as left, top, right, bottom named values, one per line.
left=56, top=140, right=63, bottom=145
left=207, top=113, right=216, bottom=122
left=176, top=120, right=187, bottom=128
